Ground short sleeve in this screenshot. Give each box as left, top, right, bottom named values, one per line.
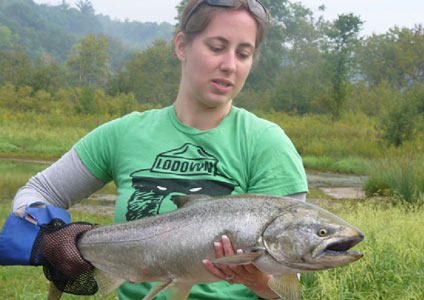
left=74, top=116, right=126, bottom=183
left=247, top=125, right=308, bottom=196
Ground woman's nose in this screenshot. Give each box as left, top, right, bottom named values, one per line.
left=219, top=52, right=237, bottom=73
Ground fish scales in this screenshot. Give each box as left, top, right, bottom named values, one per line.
left=78, top=195, right=287, bottom=283
left=73, top=194, right=364, bottom=300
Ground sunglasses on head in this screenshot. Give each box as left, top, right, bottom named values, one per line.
left=182, top=0, right=269, bottom=30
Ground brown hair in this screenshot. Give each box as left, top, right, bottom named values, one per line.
left=175, top=0, right=268, bottom=59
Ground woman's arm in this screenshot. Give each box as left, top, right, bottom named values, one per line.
left=12, top=147, right=106, bottom=211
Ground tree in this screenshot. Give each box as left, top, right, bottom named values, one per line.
left=123, top=40, right=180, bottom=106
left=357, top=25, right=424, bottom=88
left=66, top=34, right=110, bottom=88
left=0, top=25, right=12, bottom=51
left=75, top=0, right=95, bottom=16
left=248, top=0, right=321, bottom=92
left=30, top=54, right=66, bottom=93
left=322, top=13, right=363, bottom=119
left=0, top=36, right=33, bottom=87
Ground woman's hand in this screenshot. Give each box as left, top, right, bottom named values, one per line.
left=202, top=235, right=279, bottom=299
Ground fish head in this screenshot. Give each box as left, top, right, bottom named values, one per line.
left=262, top=202, right=364, bottom=274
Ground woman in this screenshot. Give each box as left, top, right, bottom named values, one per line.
left=8, top=0, right=308, bottom=299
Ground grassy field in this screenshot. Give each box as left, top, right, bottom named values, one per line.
left=2, top=108, right=422, bottom=174
left=1, top=199, right=423, bottom=300
left=2, top=109, right=423, bottom=202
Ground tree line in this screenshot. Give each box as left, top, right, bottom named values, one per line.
left=0, top=0, right=173, bottom=63
left=0, top=0, right=423, bottom=147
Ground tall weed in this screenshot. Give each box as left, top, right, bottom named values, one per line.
left=364, top=156, right=424, bottom=204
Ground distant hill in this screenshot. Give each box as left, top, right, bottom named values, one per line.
left=0, top=0, right=174, bottom=66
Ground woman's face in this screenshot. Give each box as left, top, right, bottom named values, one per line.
left=176, top=9, right=257, bottom=109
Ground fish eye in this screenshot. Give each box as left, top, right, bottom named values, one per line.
left=317, top=228, right=329, bottom=237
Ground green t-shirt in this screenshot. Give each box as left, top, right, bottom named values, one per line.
left=75, top=105, right=308, bottom=300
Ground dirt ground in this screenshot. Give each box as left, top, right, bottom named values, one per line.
left=319, top=187, right=366, bottom=199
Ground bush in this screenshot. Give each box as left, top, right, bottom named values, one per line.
left=364, top=156, right=424, bottom=204
left=377, top=100, right=417, bottom=147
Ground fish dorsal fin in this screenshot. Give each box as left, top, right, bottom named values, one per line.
left=268, top=274, right=300, bottom=300
left=142, top=280, right=174, bottom=300
left=212, top=248, right=265, bottom=265
left=173, top=194, right=214, bottom=208
left=93, top=268, right=126, bottom=296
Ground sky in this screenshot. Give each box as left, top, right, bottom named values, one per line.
left=33, top=0, right=424, bottom=37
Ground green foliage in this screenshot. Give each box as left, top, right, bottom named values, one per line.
left=247, top=0, right=321, bottom=94
left=30, top=55, right=67, bottom=93
left=348, top=80, right=401, bottom=117
left=302, top=156, right=369, bottom=175
left=321, top=13, right=363, bottom=120
left=377, top=98, right=418, bottom=147
left=0, top=0, right=173, bottom=65
left=66, top=34, right=110, bottom=88
left=0, top=0, right=77, bottom=61
left=0, top=24, right=13, bottom=50
left=356, top=26, right=424, bottom=88
left=364, top=156, right=424, bottom=204
left=0, top=41, right=33, bottom=86
left=270, top=62, right=329, bottom=114
left=97, top=14, right=174, bottom=50
left=259, top=110, right=383, bottom=160
left=122, top=40, right=180, bottom=106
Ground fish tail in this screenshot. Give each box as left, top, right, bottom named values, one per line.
left=47, top=282, right=63, bottom=300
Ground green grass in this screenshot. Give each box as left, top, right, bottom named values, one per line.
left=301, top=201, right=424, bottom=299
left=0, top=160, right=50, bottom=200
left=1, top=200, right=423, bottom=299
left=364, top=156, right=424, bottom=204
left=0, top=115, right=94, bottom=160
left=302, top=156, right=371, bottom=175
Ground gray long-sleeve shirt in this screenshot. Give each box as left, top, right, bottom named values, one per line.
left=12, top=147, right=105, bottom=211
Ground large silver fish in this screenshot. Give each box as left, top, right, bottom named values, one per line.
left=71, top=194, right=364, bottom=300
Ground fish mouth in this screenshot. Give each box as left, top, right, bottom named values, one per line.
left=323, top=236, right=363, bottom=257
left=316, top=231, right=364, bottom=263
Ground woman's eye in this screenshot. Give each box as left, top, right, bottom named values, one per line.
left=238, top=52, right=252, bottom=60
left=209, top=45, right=223, bottom=52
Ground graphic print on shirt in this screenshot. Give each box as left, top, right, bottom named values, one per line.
left=126, top=143, right=237, bottom=221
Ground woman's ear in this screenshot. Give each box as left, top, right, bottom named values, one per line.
left=175, top=32, right=187, bottom=62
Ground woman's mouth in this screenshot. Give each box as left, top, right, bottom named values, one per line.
left=212, top=79, right=233, bottom=92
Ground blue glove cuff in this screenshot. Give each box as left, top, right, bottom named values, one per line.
left=0, top=203, right=70, bottom=266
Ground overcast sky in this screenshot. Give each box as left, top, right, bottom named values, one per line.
left=34, top=0, right=424, bottom=37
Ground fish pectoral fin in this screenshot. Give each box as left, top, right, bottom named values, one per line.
left=142, top=280, right=174, bottom=300
left=93, top=268, right=126, bottom=296
left=268, top=274, right=300, bottom=300
left=166, top=283, right=193, bottom=300
left=212, top=249, right=264, bottom=265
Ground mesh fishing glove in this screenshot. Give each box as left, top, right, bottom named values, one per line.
left=0, top=202, right=98, bottom=295
left=35, top=218, right=98, bottom=295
